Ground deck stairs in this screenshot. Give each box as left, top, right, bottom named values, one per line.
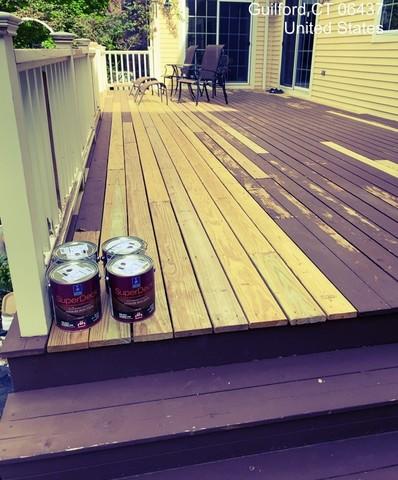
left=1, top=343, right=398, bottom=479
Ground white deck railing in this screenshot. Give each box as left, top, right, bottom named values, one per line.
left=0, top=13, right=107, bottom=336
left=105, top=50, right=150, bottom=87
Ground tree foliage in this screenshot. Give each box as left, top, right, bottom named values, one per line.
left=0, top=0, right=150, bottom=50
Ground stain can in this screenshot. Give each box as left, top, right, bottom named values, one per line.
left=101, top=236, right=147, bottom=265
left=106, top=254, right=155, bottom=322
left=52, top=241, right=98, bottom=264
left=49, top=260, right=102, bottom=331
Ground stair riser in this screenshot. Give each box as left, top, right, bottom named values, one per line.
left=8, top=313, right=398, bottom=392
left=3, top=403, right=398, bottom=480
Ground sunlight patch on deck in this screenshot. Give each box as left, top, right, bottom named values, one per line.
left=322, top=141, right=398, bottom=179
left=326, top=111, right=398, bottom=133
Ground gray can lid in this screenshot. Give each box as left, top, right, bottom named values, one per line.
left=52, top=241, right=97, bottom=261
left=102, top=236, right=147, bottom=257
left=49, top=260, right=98, bottom=285
left=106, top=254, right=153, bottom=277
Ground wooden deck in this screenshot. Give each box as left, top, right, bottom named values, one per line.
left=48, top=90, right=398, bottom=352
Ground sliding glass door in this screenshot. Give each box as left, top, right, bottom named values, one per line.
left=186, top=0, right=252, bottom=83
left=280, top=0, right=317, bottom=89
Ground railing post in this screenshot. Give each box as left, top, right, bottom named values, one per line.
left=0, top=12, right=52, bottom=336
left=76, top=38, right=96, bottom=128
left=50, top=31, right=82, bottom=174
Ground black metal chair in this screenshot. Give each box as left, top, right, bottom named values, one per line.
left=213, top=54, right=229, bottom=104
left=177, top=45, right=227, bottom=106
left=163, top=45, right=197, bottom=96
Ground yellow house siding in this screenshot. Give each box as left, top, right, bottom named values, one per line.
left=253, top=15, right=267, bottom=88
left=266, top=13, right=283, bottom=89
left=311, top=0, right=398, bottom=121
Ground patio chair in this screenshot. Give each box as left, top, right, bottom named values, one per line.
left=177, top=45, right=227, bottom=106
left=163, top=45, right=197, bottom=96
left=129, top=76, right=157, bottom=100
left=213, top=54, right=229, bottom=104
left=134, top=79, right=168, bottom=105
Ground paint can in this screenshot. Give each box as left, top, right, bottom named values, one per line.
left=106, top=254, right=155, bottom=322
left=101, top=236, right=147, bottom=265
left=52, top=241, right=98, bottom=264
left=48, top=260, right=102, bottom=331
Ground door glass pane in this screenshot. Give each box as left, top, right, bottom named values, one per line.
left=186, top=0, right=217, bottom=64
left=280, top=0, right=299, bottom=86
left=294, top=0, right=316, bottom=88
left=219, top=2, right=251, bottom=82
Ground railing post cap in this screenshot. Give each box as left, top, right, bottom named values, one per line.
left=0, top=12, right=22, bottom=37
left=50, top=31, right=76, bottom=47
left=75, top=38, right=91, bottom=47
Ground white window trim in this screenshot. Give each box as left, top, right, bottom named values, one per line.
left=372, top=0, right=398, bottom=42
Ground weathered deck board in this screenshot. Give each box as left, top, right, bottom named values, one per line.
left=48, top=90, right=398, bottom=350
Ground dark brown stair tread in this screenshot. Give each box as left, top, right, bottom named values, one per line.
left=126, top=431, right=398, bottom=479
left=2, top=343, right=398, bottom=463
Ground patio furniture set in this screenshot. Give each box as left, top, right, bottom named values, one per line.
left=130, top=44, right=229, bottom=106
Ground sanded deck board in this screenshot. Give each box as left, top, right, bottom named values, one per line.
left=123, top=116, right=173, bottom=342
left=204, top=106, right=398, bottom=229
left=166, top=108, right=355, bottom=320
left=153, top=105, right=288, bottom=328
left=156, top=104, right=324, bottom=326
left=88, top=168, right=131, bottom=348
left=47, top=231, right=99, bottom=353
left=179, top=103, right=269, bottom=180
left=204, top=99, right=398, bottom=223
left=194, top=109, right=397, bottom=307
left=130, top=101, right=212, bottom=337
left=327, top=110, right=398, bottom=133
left=140, top=107, right=248, bottom=333
left=233, top=91, right=398, bottom=158
left=196, top=103, right=268, bottom=154
left=224, top=93, right=398, bottom=192
left=89, top=96, right=131, bottom=348
left=194, top=108, right=398, bottom=283
left=323, top=141, right=398, bottom=179
left=226, top=92, right=398, bottom=192
left=150, top=202, right=213, bottom=337
left=170, top=103, right=356, bottom=319
left=258, top=178, right=398, bottom=308
left=107, top=101, right=124, bottom=171
left=196, top=134, right=387, bottom=313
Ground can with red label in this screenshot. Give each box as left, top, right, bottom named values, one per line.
left=48, top=260, right=102, bottom=331
left=101, top=236, right=147, bottom=265
left=106, top=254, right=155, bottom=322
left=52, top=241, right=98, bottom=264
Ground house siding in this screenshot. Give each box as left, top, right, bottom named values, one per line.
left=152, top=2, right=186, bottom=79
left=311, top=0, right=398, bottom=121
left=253, top=14, right=267, bottom=88
left=265, top=13, right=283, bottom=89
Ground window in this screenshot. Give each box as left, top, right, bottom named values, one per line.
left=186, top=0, right=217, bottom=63
left=380, top=0, right=398, bottom=31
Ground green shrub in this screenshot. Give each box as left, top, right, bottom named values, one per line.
left=0, top=257, right=12, bottom=293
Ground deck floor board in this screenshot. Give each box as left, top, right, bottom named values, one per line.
left=47, top=90, right=398, bottom=350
